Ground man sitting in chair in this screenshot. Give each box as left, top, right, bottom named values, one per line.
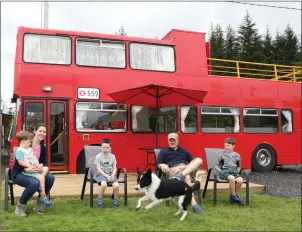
left=156, top=133, right=204, bottom=214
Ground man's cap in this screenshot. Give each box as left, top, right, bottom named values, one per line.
left=168, top=133, right=179, bottom=140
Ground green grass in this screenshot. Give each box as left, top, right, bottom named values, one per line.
left=1, top=193, right=301, bottom=231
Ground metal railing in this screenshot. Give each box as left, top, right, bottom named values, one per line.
left=207, top=58, right=302, bottom=83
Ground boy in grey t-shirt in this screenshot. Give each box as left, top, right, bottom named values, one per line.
left=94, top=138, right=119, bottom=208
left=214, top=137, right=245, bottom=206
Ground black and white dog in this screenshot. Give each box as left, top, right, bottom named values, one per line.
left=135, top=168, right=200, bottom=221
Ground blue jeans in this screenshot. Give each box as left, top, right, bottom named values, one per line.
left=13, top=172, right=55, bottom=205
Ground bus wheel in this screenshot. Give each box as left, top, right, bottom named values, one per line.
left=76, top=150, right=86, bottom=174
left=252, top=144, right=276, bottom=173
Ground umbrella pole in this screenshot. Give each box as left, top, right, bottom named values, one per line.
left=156, top=86, right=159, bottom=148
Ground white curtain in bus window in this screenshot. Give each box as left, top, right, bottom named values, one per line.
left=181, top=106, right=197, bottom=133
left=201, top=106, right=240, bottom=133
left=281, top=110, right=293, bottom=133
left=243, top=108, right=278, bottom=133
left=23, top=34, right=71, bottom=64
left=76, top=39, right=126, bottom=68
left=76, top=102, right=127, bottom=132
left=130, top=43, right=175, bottom=72
left=132, top=106, right=143, bottom=131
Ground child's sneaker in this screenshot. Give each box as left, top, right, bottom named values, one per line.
left=97, top=198, right=105, bottom=208
left=230, top=194, right=245, bottom=206
left=111, top=199, right=119, bottom=208
left=38, top=196, right=52, bottom=206
left=173, top=174, right=184, bottom=181
left=192, top=204, right=204, bottom=214
left=236, top=195, right=245, bottom=206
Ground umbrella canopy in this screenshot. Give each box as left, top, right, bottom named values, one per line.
left=107, top=84, right=208, bottom=147
left=107, top=84, right=208, bottom=108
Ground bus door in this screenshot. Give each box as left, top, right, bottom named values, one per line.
left=22, top=99, right=69, bottom=171
left=47, top=100, right=68, bottom=171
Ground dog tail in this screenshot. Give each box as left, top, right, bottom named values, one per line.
left=187, top=181, right=200, bottom=193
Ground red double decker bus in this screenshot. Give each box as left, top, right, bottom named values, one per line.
left=9, top=26, right=301, bottom=174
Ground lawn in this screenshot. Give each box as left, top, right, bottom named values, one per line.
left=1, top=193, right=301, bottom=231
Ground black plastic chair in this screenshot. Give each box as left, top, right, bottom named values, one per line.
left=202, top=148, right=250, bottom=206
left=80, top=145, right=128, bottom=207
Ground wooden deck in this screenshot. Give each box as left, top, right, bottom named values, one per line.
left=8, top=172, right=265, bottom=199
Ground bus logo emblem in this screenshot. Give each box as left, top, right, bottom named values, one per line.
left=79, top=90, right=85, bottom=96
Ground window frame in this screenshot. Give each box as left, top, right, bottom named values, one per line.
left=200, top=106, right=240, bottom=134
left=130, top=105, right=178, bottom=134
left=243, top=107, right=279, bottom=134
left=128, top=41, right=176, bottom=73
left=75, top=101, right=128, bottom=133
left=74, top=37, right=127, bottom=69
left=22, top=33, right=72, bottom=66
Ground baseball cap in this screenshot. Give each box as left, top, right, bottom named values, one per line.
left=168, top=133, right=179, bottom=140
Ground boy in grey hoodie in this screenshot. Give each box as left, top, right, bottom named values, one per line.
left=214, top=137, right=245, bottom=206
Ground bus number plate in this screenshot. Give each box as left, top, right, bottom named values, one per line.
left=77, top=88, right=100, bottom=99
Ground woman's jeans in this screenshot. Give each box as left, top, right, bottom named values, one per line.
left=13, top=172, right=55, bottom=205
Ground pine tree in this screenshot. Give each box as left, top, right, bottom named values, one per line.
left=224, top=24, right=239, bottom=60
left=283, top=24, right=299, bottom=65
left=273, top=29, right=287, bottom=65
left=116, top=26, right=127, bottom=36
left=209, top=23, right=225, bottom=59
left=262, top=26, right=274, bottom=64
left=237, top=11, right=263, bottom=62
left=209, top=23, right=225, bottom=75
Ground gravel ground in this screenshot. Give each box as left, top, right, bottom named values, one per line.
left=249, top=165, right=301, bottom=199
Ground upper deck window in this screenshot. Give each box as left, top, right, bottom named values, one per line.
left=129, top=43, right=175, bottom=72
left=23, top=34, right=71, bottom=65
left=75, top=38, right=126, bottom=68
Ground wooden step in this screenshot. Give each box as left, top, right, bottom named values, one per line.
left=8, top=173, right=265, bottom=199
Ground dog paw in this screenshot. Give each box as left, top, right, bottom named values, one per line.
left=135, top=206, right=141, bottom=211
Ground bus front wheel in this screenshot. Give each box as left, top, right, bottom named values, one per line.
left=252, top=144, right=277, bottom=173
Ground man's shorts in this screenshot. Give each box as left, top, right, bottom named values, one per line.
left=168, top=158, right=201, bottom=182
left=219, top=169, right=240, bottom=180
left=94, top=173, right=118, bottom=185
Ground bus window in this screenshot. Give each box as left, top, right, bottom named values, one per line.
left=243, top=108, right=278, bottom=133
left=129, top=43, right=175, bottom=72
left=131, top=106, right=177, bottom=133
left=25, top=102, right=44, bottom=130
left=181, top=106, right=197, bottom=133
left=76, top=102, right=127, bottom=132
left=201, top=106, right=240, bottom=133
left=23, top=34, right=71, bottom=65
left=75, top=38, right=126, bottom=68
left=281, top=109, right=293, bottom=133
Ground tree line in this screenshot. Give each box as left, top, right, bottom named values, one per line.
left=209, top=11, right=301, bottom=66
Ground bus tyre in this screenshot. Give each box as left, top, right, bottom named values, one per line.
left=76, top=151, right=86, bottom=174
left=252, top=145, right=276, bottom=173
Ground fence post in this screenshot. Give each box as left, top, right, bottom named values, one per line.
left=236, top=62, right=240, bottom=78
left=293, top=68, right=296, bottom=82
left=274, top=65, right=278, bottom=80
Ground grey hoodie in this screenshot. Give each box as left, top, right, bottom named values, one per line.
left=214, top=150, right=241, bottom=173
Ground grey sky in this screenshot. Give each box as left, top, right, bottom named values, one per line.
left=1, top=2, right=301, bottom=102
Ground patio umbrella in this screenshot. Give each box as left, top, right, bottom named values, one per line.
left=107, top=84, right=208, bottom=147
